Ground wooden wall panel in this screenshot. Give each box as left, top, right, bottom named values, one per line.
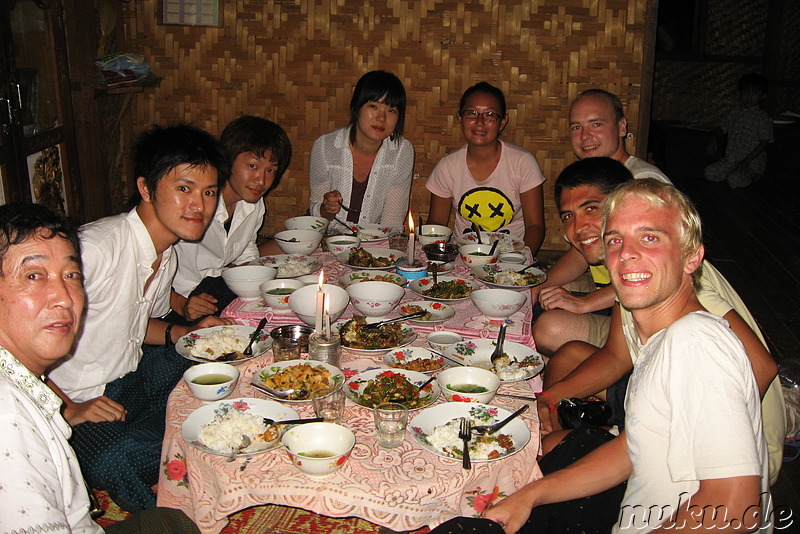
left=123, top=0, right=650, bottom=250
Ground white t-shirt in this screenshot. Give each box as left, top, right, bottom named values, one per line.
left=0, top=347, right=104, bottom=534
left=173, top=198, right=263, bottom=296
left=425, top=141, right=545, bottom=237
left=624, top=156, right=671, bottom=183
left=49, top=208, right=175, bottom=402
left=616, top=312, right=769, bottom=533
left=619, top=260, right=786, bottom=485
left=308, top=126, right=415, bottom=230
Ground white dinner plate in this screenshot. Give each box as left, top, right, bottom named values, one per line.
left=410, top=402, right=531, bottom=462
left=334, top=319, right=418, bottom=355
left=383, top=346, right=445, bottom=374
left=472, top=263, right=547, bottom=291
left=455, top=232, right=524, bottom=252
left=176, top=325, right=271, bottom=365
left=181, top=398, right=299, bottom=457
left=251, top=359, right=345, bottom=402
left=409, top=276, right=481, bottom=302
left=343, top=368, right=440, bottom=410
left=354, top=224, right=403, bottom=242
left=396, top=300, right=456, bottom=324
left=443, top=338, right=544, bottom=382
left=338, top=270, right=408, bottom=287
left=336, top=247, right=407, bottom=270
left=248, top=254, right=323, bottom=278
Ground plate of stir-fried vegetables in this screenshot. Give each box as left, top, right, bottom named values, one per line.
left=409, top=276, right=481, bottom=302
left=344, top=369, right=440, bottom=410
left=334, top=316, right=417, bottom=355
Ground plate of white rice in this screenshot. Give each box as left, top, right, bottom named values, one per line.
left=176, top=325, right=272, bottom=364
left=248, top=254, right=323, bottom=278
left=410, top=402, right=530, bottom=462
left=182, top=398, right=299, bottom=457
left=442, top=338, right=544, bottom=383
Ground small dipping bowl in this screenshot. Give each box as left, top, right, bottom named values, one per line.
left=417, top=224, right=453, bottom=247
left=426, top=331, right=463, bottom=353
left=498, top=252, right=526, bottom=265
left=183, top=362, right=239, bottom=401
left=325, top=234, right=361, bottom=255
left=260, top=279, right=305, bottom=311
left=458, top=243, right=499, bottom=267
left=282, top=422, right=356, bottom=477
left=422, top=243, right=459, bottom=263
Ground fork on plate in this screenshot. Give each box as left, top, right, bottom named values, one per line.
left=459, top=417, right=472, bottom=470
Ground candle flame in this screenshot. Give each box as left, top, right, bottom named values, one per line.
left=318, top=270, right=324, bottom=289
left=324, top=293, right=330, bottom=314
left=407, top=211, right=415, bottom=234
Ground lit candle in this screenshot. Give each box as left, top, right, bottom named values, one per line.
left=315, top=270, right=325, bottom=334
left=324, top=293, right=331, bottom=340
left=407, top=211, right=415, bottom=265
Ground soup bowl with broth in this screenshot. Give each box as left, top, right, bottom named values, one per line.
left=183, top=362, right=239, bottom=401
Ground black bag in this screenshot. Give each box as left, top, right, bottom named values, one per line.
left=557, top=397, right=612, bottom=429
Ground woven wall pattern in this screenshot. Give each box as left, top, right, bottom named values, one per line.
left=705, top=0, right=767, bottom=57
left=123, top=0, right=650, bottom=250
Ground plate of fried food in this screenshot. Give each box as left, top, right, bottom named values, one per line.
left=344, top=368, right=440, bottom=410
left=472, top=263, right=547, bottom=291
left=410, top=402, right=530, bottom=462
left=181, top=398, right=299, bottom=457
left=176, top=325, right=272, bottom=365
left=335, top=315, right=417, bottom=355
left=409, top=276, right=481, bottom=302
left=337, top=247, right=407, bottom=270
left=383, top=346, right=445, bottom=374
left=396, top=301, right=455, bottom=324
left=251, top=360, right=344, bottom=402
left=338, top=270, right=408, bottom=288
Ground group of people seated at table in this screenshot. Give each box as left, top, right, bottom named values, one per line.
left=0, top=67, right=787, bottom=534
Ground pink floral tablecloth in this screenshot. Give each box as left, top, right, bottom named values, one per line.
left=157, top=246, right=543, bottom=534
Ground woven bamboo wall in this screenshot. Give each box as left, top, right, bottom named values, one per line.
left=123, top=0, right=651, bottom=251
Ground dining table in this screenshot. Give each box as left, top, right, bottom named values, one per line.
left=156, top=243, right=544, bottom=534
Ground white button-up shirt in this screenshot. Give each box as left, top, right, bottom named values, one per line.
left=172, top=198, right=263, bottom=297
left=0, top=347, right=104, bottom=534
left=49, top=208, right=175, bottom=402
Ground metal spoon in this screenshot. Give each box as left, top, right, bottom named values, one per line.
left=363, top=311, right=428, bottom=330
left=333, top=216, right=358, bottom=235
left=243, top=317, right=267, bottom=356
left=470, top=222, right=483, bottom=244
left=489, top=322, right=507, bottom=365
left=472, top=404, right=529, bottom=435
left=251, top=382, right=296, bottom=399
left=263, top=416, right=324, bottom=427
left=227, top=435, right=251, bottom=462
left=337, top=200, right=361, bottom=214
left=515, top=263, right=539, bottom=274
left=488, top=239, right=500, bottom=256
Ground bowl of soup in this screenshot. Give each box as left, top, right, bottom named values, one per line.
left=183, top=362, right=239, bottom=401
left=436, top=366, right=500, bottom=403
left=260, top=279, right=306, bottom=311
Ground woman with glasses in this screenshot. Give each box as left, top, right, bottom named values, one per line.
left=426, top=82, right=545, bottom=254
left=309, top=70, right=415, bottom=232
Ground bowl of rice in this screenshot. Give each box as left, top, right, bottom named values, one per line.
left=183, top=362, right=239, bottom=401
left=282, top=422, right=356, bottom=477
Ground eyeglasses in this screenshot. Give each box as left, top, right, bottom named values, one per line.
left=460, top=110, right=503, bottom=123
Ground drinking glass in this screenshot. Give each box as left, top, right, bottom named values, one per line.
left=312, top=388, right=345, bottom=425
left=373, top=402, right=408, bottom=448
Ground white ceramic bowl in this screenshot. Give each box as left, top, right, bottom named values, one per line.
left=498, top=252, right=526, bottom=264
left=281, top=422, right=356, bottom=477
left=458, top=243, right=499, bottom=267
left=259, top=279, right=306, bottom=311
left=284, top=216, right=329, bottom=233
left=469, top=288, right=527, bottom=320
left=183, top=362, right=239, bottom=401
left=274, top=229, right=324, bottom=255
left=436, top=366, right=501, bottom=403
left=426, top=331, right=463, bottom=353
left=325, top=235, right=362, bottom=255
left=222, top=265, right=278, bottom=300
left=297, top=274, right=322, bottom=285
left=346, top=280, right=405, bottom=318
left=417, top=224, right=453, bottom=247
left=288, top=283, right=350, bottom=326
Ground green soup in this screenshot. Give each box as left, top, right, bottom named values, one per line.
left=191, top=374, right=232, bottom=386
left=448, top=384, right=488, bottom=393
left=298, top=450, right=336, bottom=458
left=266, top=288, right=296, bottom=295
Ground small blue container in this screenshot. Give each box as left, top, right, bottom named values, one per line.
left=396, top=259, right=428, bottom=281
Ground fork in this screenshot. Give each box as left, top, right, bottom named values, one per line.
left=337, top=200, right=361, bottom=215
left=471, top=404, right=529, bottom=435
left=459, top=417, right=472, bottom=469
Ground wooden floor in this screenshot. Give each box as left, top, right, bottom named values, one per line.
left=653, top=141, right=800, bottom=529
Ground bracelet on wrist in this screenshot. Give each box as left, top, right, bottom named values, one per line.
left=165, top=323, right=175, bottom=347
left=535, top=391, right=559, bottom=413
